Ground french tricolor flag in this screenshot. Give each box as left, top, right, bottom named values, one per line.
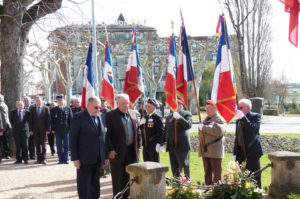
left=123, top=29, right=144, bottom=105
left=165, top=34, right=178, bottom=112
left=81, top=43, right=96, bottom=110
left=176, top=24, right=194, bottom=108
left=211, top=15, right=237, bottom=123
left=101, top=42, right=115, bottom=109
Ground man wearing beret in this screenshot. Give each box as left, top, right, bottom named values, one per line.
left=165, top=99, right=192, bottom=178
left=198, top=100, right=226, bottom=185
left=139, top=98, right=164, bottom=162
left=50, top=95, right=72, bottom=164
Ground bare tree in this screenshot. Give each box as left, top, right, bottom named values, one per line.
left=223, top=0, right=272, bottom=97
left=0, top=0, right=62, bottom=110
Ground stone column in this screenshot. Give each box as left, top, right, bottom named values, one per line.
left=268, top=151, right=300, bottom=198
left=126, top=162, right=169, bottom=199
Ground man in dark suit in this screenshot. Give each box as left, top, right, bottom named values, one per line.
left=105, top=93, right=142, bottom=198
left=70, top=96, right=109, bottom=199
left=165, top=99, right=192, bottom=178
left=10, top=101, right=30, bottom=164
left=234, top=98, right=263, bottom=188
left=139, top=98, right=164, bottom=163
left=51, top=95, right=72, bottom=164
left=23, top=96, right=35, bottom=160
left=29, top=96, right=50, bottom=164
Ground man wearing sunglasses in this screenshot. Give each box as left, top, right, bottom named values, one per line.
left=233, top=98, right=263, bottom=188
left=70, top=96, right=109, bottom=199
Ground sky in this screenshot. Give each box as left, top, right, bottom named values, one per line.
left=29, top=0, right=300, bottom=84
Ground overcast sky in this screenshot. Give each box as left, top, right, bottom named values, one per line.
left=29, top=0, right=300, bottom=83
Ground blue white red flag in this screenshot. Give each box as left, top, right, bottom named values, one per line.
left=211, top=15, right=237, bottom=123
left=176, top=24, right=194, bottom=108
left=81, top=43, right=96, bottom=110
left=165, top=34, right=178, bottom=112
left=123, top=30, right=144, bottom=105
left=101, top=42, right=115, bottom=109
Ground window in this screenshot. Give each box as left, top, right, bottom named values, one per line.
left=125, top=33, right=130, bottom=40
left=139, top=32, right=144, bottom=38
left=112, top=58, right=117, bottom=66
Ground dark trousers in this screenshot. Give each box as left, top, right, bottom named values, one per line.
left=239, top=156, right=261, bottom=188
left=143, top=146, right=159, bottom=163
left=55, top=133, right=69, bottom=163
left=202, top=157, right=222, bottom=185
left=168, top=148, right=190, bottom=178
left=77, top=164, right=101, bottom=199
left=1, top=130, right=10, bottom=157
left=48, top=133, right=55, bottom=155
left=110, top=145, right=136, bottom=198
left=34, top=130, right=46, bottom=161
left=14, top=135, right=29, bottom=162
left=28, top=135, right=35, bottom=159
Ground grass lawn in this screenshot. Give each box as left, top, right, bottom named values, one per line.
left=159, top=152, right=271, bottom=189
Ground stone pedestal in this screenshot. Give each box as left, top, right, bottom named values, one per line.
left=126, top=162, right=169, bottom=199
left=268, top=151, right=300, bottom=198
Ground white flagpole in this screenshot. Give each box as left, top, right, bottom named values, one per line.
left=91, top=0, right=98, bottom=96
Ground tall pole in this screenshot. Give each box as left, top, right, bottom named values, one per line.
left=91, top=0, right=98, bottom=96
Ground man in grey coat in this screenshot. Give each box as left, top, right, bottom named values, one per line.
left=165, top=99, right=192, bottom=178
left=198, top=100, right=226, bottom=185
left=0, top=94, right=12, bottom=161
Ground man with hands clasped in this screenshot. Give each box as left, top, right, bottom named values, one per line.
left=139, top=98, right=164, bottom=163
left=198, top=100, right=226, bottom=185
left=165, top=99, right=192, bottom=178
left=233, top=98, right=263, bottom=188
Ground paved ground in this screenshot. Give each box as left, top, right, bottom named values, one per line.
left=191, top=116, right=300, bottom=134
left=0, top=151, right=113, bottom=199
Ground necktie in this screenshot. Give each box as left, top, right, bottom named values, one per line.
left=37, top=107, right=40, bottom=116
left=92, top=116, right=98, bottom=127
left=19, top=111, right=22, bottom=121
left=122, top=113, right=128, bottom=122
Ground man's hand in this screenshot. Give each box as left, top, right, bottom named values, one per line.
left=236, top=110, right=245, bottom=119
left=173, top=112, right=181, bottom=120
left=0, top=132, right=3, bottom=136
left=198, top=124, right=204, bottom=131
left=104, top=159, right=109, bottom=166
left=51, top=131, right=55, bottom=134
left=137, top=148, right=141, bottom=156
left=73, top=160, right=81, bottom=169
left=29, top=131, right=34, bottom=136
left=155, top=143, right=161, bottom=152
left=109, top=150, right=117, bottom=159
left=46, top=131, right=50, bottom=135
left=139, top=118, right=146, bottom=125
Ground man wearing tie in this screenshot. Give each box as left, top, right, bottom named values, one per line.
left=10, top=101, right=30, bottom=164
left=29, top=96, right=50, bottom=164
left=23, top=96, right=35, bottom=160
left=51, top=95, right=72, bottom=164
left=70, top=96, right=109, bottom=199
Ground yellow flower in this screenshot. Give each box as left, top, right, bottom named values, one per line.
left=196, top=190, right=202, bottom=196
left=249, top=191, right=253, bottom=195
left=245, top=182, right=250, bottom=189
left=168, top=189, right=175, bottom=195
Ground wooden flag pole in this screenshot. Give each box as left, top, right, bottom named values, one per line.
left=171, top=20, right=178, bottom=146
left=180, top=8, right=206, bottom=150
left=105, top=26, right=109, bottom=43
left=88, top=30, right=91, bottom=43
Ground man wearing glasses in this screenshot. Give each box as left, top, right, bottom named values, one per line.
left=233, top=98, right=263, bottom=188
left=70, top=96, right=109, bottom=199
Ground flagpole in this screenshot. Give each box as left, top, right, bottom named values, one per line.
left=91, top=0, right=98, bottom=96
left=180, top=8, right=206, bottom=150
left=171, top=20, right=178, bottom=146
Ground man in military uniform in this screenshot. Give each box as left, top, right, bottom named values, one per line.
left=140, top=98, right=164, bottom=163
left=165, top=99, right=192, bottom=178
left=50, top=95, right=72, bottom=164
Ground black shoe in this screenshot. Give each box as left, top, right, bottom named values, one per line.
left=41, top=160, right=47, bottom=165
left=0, top=159, right=2, bottom=163
left=24, top=160, right=28, bottom=164
left=58, top=161, right=63, bottom=164
left=64, top=161, right=69, bottom=164
left=30, top=156, right=36, bottom=160
left=14, top=161, right=22, bottom=164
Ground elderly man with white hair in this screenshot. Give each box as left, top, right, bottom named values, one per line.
left=0, top=94, right=12, bottom=161
left=233, top=98, right=263, bottom=188
left=105, top=93, right=142, bottom=198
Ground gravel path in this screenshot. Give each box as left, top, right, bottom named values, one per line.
left=0, top=148, right=113, bottom=199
